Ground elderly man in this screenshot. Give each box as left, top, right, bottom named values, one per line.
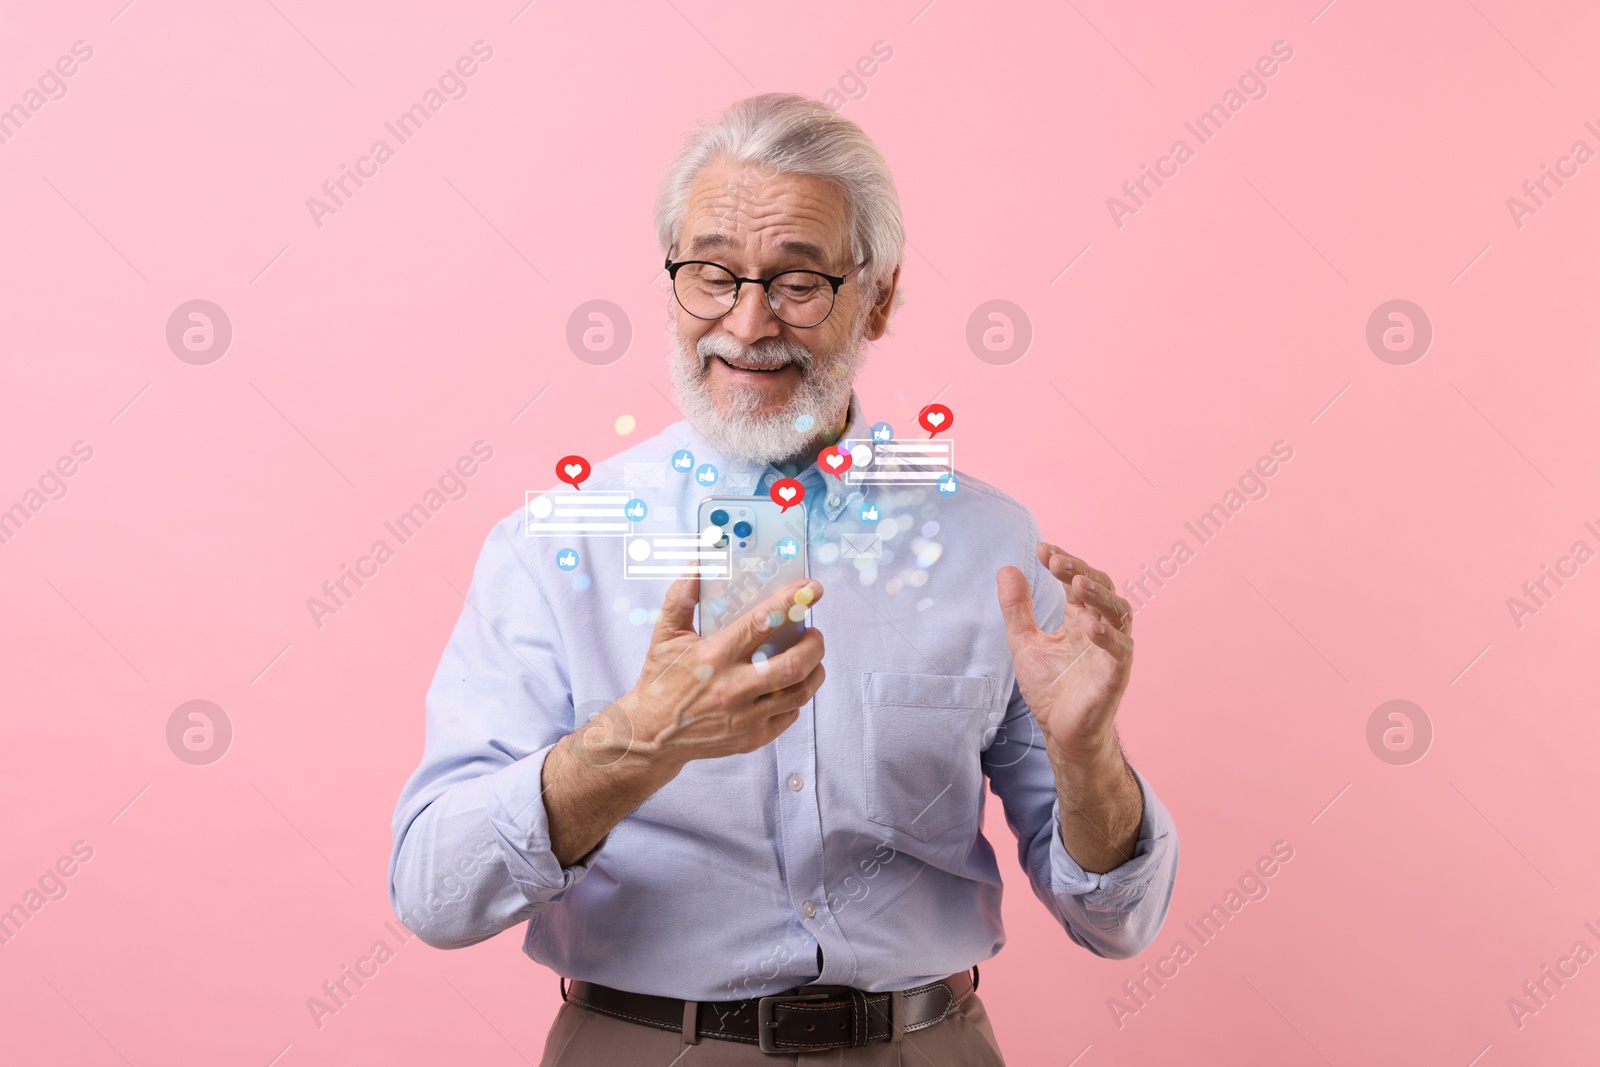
left=390, top=92, right=1178, bottom=1064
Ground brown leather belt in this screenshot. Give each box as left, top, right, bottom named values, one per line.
left=562, top=965, right=978, bottom=1053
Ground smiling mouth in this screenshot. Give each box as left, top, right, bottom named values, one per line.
left=714, top=355, right=794, bottom=374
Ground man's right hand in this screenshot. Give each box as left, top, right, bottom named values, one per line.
left=621, top=574, right=827, bottom=770
left=543, top=575, right=825, bottom=866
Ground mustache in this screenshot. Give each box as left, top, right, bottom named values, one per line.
left=696, top=335, right=815, bottom=376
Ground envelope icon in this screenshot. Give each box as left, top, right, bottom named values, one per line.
left=840, top=533, right=881, bottom=559
left=624, top=461, right=667, bottom=488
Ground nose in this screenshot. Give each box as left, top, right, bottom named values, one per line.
left=719, top=281, right=783, bottom=344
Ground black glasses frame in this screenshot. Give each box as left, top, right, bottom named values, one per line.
left=664, top=255, right=869, bottom=328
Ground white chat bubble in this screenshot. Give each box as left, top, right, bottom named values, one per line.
left=841, top=439, right=954, bottom=484
left=525, top=491, right=633, bottom=536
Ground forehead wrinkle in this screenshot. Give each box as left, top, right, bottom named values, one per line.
left=681, top=168, right=849, bottom=268
left=684, top=219, right=847, bottom=271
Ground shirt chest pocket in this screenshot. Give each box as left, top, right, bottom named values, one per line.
left=861, top=671, right=997, bottom=843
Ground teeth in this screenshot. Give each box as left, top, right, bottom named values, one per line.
left=721, top=356, right=783, bottom=372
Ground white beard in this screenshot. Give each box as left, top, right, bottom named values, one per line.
left=665, top=308, right=867, bottom=466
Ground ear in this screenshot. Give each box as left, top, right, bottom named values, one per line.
left=862, top=265, right=901, bottom=341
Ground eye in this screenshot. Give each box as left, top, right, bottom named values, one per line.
left=775, top=278, right=824, bottom=299
left=683, top=264, right=735, bottom=290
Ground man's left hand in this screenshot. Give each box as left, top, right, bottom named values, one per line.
left=996, top=541, right=1134, bottom=765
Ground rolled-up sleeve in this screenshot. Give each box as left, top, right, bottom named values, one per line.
left=982, top=510, right=1179, bottom=960
left=388, top=515, right=606, bottom=949
left=1042, top=766, right=1178, bottom=959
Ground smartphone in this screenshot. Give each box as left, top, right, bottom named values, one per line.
left=697, top=496, right=809, bottom=657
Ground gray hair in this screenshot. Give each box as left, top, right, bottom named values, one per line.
left=653, top=92, right=906, bottom=325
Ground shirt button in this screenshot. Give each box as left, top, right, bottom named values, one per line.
left=787, top=773, right=804, bottom=792
left=826, top=494, right=841, bottom=507
left=763, top=473, right=778, bottom=487
left=801, top=901, right=816, bottom=919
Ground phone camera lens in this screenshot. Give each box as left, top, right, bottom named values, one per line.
left=710, top=509, right=729, bottom=526
left=732, top=520, right=753, bottom=538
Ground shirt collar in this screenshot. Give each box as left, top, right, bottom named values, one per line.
left=676, top=391, right=869, bottom=522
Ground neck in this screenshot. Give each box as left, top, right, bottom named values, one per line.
left=774, top=396, right=852, bottom=470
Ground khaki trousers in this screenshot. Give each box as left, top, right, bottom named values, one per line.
left=537, top=987, right=1007, bottom=1065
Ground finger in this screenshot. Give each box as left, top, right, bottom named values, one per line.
left=1071, top=573, right=1132, bottom=630
left=1081, top=611, right=1135, bottom=663
left=1045, top=554, right=1102, bottom=619
left=727, top=578, right=823, bottom=658
left=1039, top=542, right=1116, bottom=592
left=734, top=626, right=825, bottom=699
left=754, top=661, right=827, bottom=717
left=652, top=573, right=700, bottom=640
left=1043, top=543, right=1113, bottom=590
left=1046, top=553, right=1120, bottom=620
left=756, top=705, right=805, bottom=747
left=995, top=565, right=1040, bottom=644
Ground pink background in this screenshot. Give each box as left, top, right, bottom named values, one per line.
left=3, top=1, right=1597, bottom=1063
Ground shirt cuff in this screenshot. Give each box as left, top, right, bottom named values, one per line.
left=1046, top=764, right=1172, bottom=910
left=487, top=742, right=609, bottom=904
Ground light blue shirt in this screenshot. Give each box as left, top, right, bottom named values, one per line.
left=388, top=392, right=1178, bottom=1000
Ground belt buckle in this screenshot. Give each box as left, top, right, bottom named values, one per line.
left=756, top=991, right=831, bottom=1053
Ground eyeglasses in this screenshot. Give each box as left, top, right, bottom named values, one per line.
left=665, top=254, right=868, bottom=329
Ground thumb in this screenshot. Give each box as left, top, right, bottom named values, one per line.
left=996, top=565, right=1040, bottom=647
left=652, top=573, right=700, bottom=641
